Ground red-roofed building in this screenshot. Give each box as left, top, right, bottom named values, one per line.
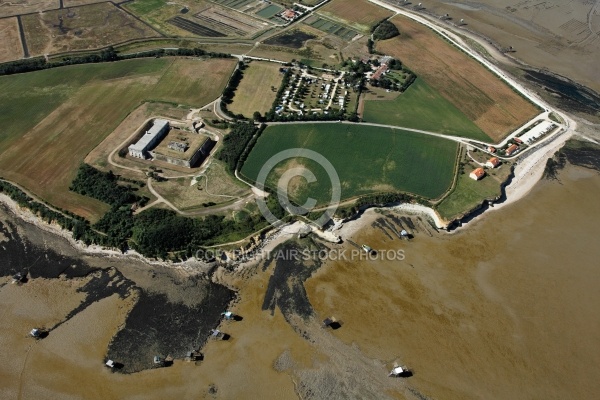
left=469, top=167, right=486, bottom=181
left=488, top=146, right=496, bottom=153
left=486, top=157, right=501, bottom=168
left=280, top=9, right=297, bottom=21
left=371, top=64, right=388, bottom=80
left=505, top=144, right=519, bottom=156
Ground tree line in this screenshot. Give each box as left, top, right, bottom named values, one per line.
left=0, top=46, right=231, bottom=76
left=219, top=62, right=247, bottom=120
left=216, top=122, right=259, bottom=173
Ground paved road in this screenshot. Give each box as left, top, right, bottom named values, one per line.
left=361, top=0, right=578, bottom=158
left=368, top=0, right=577, bottom=136
left=106, top=2, right=579, bottom=228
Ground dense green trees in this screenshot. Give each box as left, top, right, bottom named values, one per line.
left=373, top=21, right=400, bottom=41
left=0, top=46, right=231, bottom=76
left=217, top=122, right=258, bottom=172
left=70, top=164, right=139, bottom=206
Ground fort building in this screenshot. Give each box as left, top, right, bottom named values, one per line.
left=128, top=119, right=170, bottom=159
left=151, top=128, right=215, bottom=168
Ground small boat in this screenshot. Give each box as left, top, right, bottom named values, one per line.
left=389, top=364, right=411, bottom=377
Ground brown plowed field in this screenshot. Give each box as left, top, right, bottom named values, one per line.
left=0, top=0, right=58, bottom=18
left=377, top=15, right=539, bottom=141
left=318, top=0, right=393, bottom=32
left=0, top=17, right=23, bottom=62
left=21, top=2, right=158, bottom=57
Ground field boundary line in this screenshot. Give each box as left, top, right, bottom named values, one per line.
left=16, top=15, right=29, bottom=58
left=431, top=143, right=464, bottom=206
left=111, top=1, right=167, bottom=38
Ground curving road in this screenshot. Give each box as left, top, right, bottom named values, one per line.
left=106, top=0, right=579, bottom=226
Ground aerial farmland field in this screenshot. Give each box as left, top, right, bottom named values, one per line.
left=241, top=123, right=458, bottom=204
left=318, top=0, right=394, bottom=32
left=0, top=57, right=236, bottom=221
left=303, top=15, right=359, bottom=41
left=229, top=61, right=284, bottom=117
left=363, top=78, right=491, bottom=141
left=0, top=0, right=58, bottom=18
left=377, top=15, right=539, bottom=142
left=255, top=4, right=283, bottom=18
left=0, top=17, right=23, bottom=62
left=124, top=0, right=258, bottom=38
left=21, top=2, right=159, bottom=56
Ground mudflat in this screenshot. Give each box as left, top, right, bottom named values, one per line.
left=0, top=153, right=598, bottom=398
left=420, top=0, right=600, bottom=93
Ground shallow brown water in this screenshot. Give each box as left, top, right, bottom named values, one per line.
left=306, top=165, right=600, bottom=399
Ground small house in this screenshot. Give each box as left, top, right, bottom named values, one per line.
left=280, top=9, right=297, bottom=21
left=505, top=144, right=519, bottom=156
left=469, top=168, right=485, bottom=181
left=105, top=360, right=115, bottom=368
left=486, top=157, right=501, bottom=169
left=487, top=146, right=496, bottom=153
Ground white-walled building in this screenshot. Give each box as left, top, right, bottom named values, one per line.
left=486, top=157, right=501, bottom=169
left=469, top=168, right=485, bottom=181
left=128, top=119, right=170, bottom=159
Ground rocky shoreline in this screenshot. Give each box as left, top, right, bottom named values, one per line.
left=0, top=121, right=578, bottom=267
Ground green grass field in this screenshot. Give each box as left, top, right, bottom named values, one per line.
left=0, top=57, right=236, bottom=221
left=436, top=156, right=511, bottom=220
left=241, top=123, right=458, bottom=204
left=435, top=172, right=502, bottom=220
left=229, top=61, right=284, bottom=117
left=363, top=78, right=491, bottom=142
left=256, top=4, right=283, bottom=18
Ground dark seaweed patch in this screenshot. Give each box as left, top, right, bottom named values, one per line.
left=0, top=218, right=96, bottom=281
left=106, top=282, right=234, bottom=373
left=523, top=69, right=600, bottom=115
left=0, top=206, right=234, bottom=373
left=544, top=139, right=600, bottom=179
left=261, top=239, right=326, bottom=324
left=264, top=30, right=317, bottom=49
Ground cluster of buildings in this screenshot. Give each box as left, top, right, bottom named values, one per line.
left=469, top=156, right=501, bottom=181
left=370, top=56, right=392, bottom=81
left=276, top=69, right=351, bottom=116
left=470, top=120, right=554, bottom=181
